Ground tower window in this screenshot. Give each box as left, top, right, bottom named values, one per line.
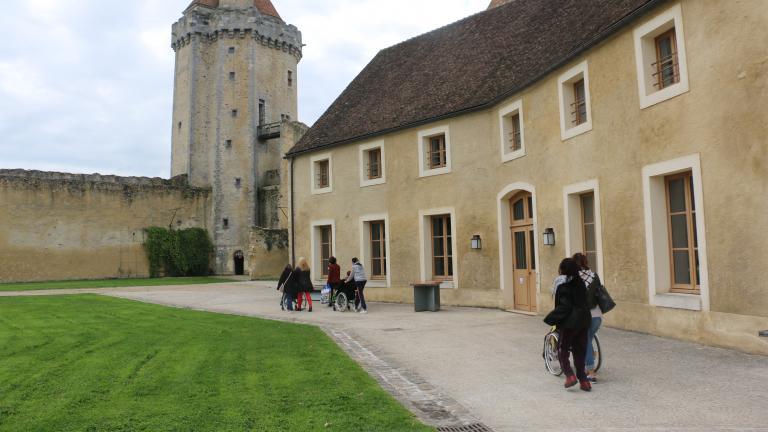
left=225, top=139, right=232, bottom=148
left=229, top=72, right=236, bottom=80
left=177, top=121, right=182, bottom=130
left=235, top=178, right=241, bottom=188
left=231, top=109, right=238, bottom=117
left=288, top=70, right=293, bottom=87
left=223, top=218, right=230, bottom=229
left=258, top=100, right=266, bottom=126
left=228, top=46, right=235, bottom=54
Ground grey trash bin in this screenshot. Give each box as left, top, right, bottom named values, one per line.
left=412, top=283, right=441, bottom=312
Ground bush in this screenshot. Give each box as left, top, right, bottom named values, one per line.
left=144, top=227, right=213, bottom=278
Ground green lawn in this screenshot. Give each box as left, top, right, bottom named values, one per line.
left=0, top=277, right=237, bottom=292
left=0, top=296, right=432, bottom=432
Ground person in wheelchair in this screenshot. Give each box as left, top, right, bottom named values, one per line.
left=332, top=271, right=358, bottom=312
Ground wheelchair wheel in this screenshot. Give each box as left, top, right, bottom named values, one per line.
left=543, top=331, right=562, bottom=376
left=335, top=292, right=349, bottom=312
left=591, top=333, right=602, bottom=373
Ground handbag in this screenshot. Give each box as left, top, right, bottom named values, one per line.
left=596, top=284, right=616, bottom=314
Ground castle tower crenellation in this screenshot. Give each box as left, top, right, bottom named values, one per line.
left=171, top=0, right=301, bottom=274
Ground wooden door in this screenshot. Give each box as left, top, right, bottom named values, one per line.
left=510, top=192, right=537, bottom=312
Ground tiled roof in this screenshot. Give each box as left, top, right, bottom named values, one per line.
left=288, top=0, right=661, bottom=157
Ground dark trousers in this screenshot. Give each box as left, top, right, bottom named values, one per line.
left=354, top=281, right=367, bottom=310
left=328, top=282, right=341, bottom=306
left=558, top=326, right=589, bottom=381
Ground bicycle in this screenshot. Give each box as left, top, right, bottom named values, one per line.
left=543, top=326, right=601, bottom=376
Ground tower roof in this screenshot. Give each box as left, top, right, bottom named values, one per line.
left=187, top=0, right=282, bottom=20
left=487, top=0, right=514, bottom=9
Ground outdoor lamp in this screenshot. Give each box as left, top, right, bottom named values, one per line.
left=471, top=235, right=482, bottom=250
left=543, top=228, right=556, bottom=246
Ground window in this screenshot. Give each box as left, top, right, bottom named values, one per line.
left=229, top=71, right=236, bottom=80
left=642, top=154, right=709, bottom=311
left=369, top=221, right=387, bottom=279
left=558, top=61, right=592, bottom=140
left=258, top=100, right=265, bottom=126
left=231, top=109, right=238, bottom=117
left=367, top=148, right=382, bottom=180
left=359, top=141, right=386, bottom=187
left=228, top=46, right=235, bottom=54
left=177, top=121, right=182, bottom=130
left=288, top=70, right=293, bottom=87
left=572, top=79, right=587, bottom=126
left=235, top=178, right=241, bottom=188
left=564, top=180, right=604, bottom=278
left=311, top=220, right=336, bottom=281
left=223, top=218, right=229, bottom=229
left=225, top=139, right=232, bottom=148
left=580, top=192, right=598, bottom=274
left=319, top=225, right=332, bottom=277
left=310, top=154, right=333, bottom=194
left=633, top=3, right=689, bottom=108
left=665, top=172, right=699, bottom=294
left=654, top=29, right=679, bottom=90
left=499, top=100, right=525, bottom=162
left=417, top=125, right=451, bottom=178
left=431, top=215, right=453, bottom=281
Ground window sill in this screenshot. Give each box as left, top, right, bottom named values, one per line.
left=652, top=292, right=701, bottom=311
left=501, top=149, right=526, bottom=164
left=561, top=121, right=593, bottom=141
left=311, top=187, right=333, bottom=195
left=419, top=167, right=451, bottom=178
left=439, top=281, right=456, bottom=289
left=360, top=178, right=386, bottom=188
left=367, top=279, right=389, bottom=288
left=639, top=82, right=690, bottom=109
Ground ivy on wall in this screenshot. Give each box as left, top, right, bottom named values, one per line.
left=144, top=227, right=213, bottom=278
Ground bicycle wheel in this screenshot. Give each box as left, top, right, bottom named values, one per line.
left=543, top=331, right=562, bottom=376
left=592, top=333, right=602, bottom=373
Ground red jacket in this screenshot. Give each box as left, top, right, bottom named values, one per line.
left=327, top=263, right=341, bottom=283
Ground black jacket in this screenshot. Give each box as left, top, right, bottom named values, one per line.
left=277, top=268, right=292, bottom=290
left=544, top=277, right=591, bottom=330
left=282, top=269, right=298, bottom=297
left=293, top=268, right=313, bottom=293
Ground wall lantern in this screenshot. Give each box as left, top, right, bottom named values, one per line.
left=760, top=330, right=768, bottom=338
left=543, top=228, right=556, bottom=246
left=471, top=235, right=482, bottom=250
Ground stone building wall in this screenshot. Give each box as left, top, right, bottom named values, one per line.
left=0, top=170, right=211, bottom=282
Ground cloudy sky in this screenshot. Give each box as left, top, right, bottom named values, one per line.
left=0, top=0, right=487, bottom=178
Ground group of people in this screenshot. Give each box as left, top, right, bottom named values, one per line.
left=545, top=253, right=612, bottom=392
left=276, top=256, right=369, bottom=314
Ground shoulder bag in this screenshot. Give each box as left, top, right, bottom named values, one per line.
left=596, top=284, right=616, bottom=314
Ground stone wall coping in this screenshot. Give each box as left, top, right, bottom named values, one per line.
left=0, top=169, right=210, bottom=192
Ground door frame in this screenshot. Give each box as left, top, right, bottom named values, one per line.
left=497, top=183, right=540, bottom=313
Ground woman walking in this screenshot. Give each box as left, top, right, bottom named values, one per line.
left=277, top=264, right=293, bottom=311
left=295, top=257, right=313, bottom=312
left=573, top=253, right=603, bottom=382
left=545, top=258, right=592, bottom=391
left=346, top=257, right=368, bottom=313
left=327, top=256, right=341, bottom=308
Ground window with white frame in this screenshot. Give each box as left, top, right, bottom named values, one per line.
left=360, top=215, right=391, bottom=287
left=418, top=208, right=458, bottom=288
left=642, top=154, right=708, bottom=311
left=499, top=100, right=525, bottom=162
left=633, top=3, right=690, bottom=109
left=558, top=61, right=593, bottom=140
left=311, top=220, right=336, bottom=281
left=564, top=180, right=604, bottom=277
left=417, top=125, right=452, bottom=177
left=310, top=154, right=332, bottom=194
left=359, top=141, right=386, bottom=187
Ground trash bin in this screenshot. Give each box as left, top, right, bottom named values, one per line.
left=412, top=283, right=441, bottom=312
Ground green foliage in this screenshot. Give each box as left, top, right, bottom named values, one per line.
left=143, top=227, right=213, bottom=278
left=0, top=296, right=433, bottom=431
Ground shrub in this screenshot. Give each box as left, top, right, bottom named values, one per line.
left=144, top=227, right=213, bottom=277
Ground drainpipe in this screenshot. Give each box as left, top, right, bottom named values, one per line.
left=290, top=156, right=296, bottom=266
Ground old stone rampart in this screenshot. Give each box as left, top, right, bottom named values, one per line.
left=0, top=170, right=212, bottom=282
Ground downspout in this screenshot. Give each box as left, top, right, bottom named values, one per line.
left=290, top=156, right=296, bottom=266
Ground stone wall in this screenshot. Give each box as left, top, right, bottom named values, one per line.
left=248, top=227, right=288, bottom=279
left=0, top=170, right=211, bottom=282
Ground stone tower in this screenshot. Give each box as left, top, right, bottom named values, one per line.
left=171, top=0, right=302, bottom=274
